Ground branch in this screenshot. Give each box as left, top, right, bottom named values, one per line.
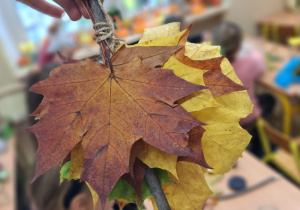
left=87, top=0, right=112, bottom=68
left=145, top=167, right=171, bottom=210
left=87, top=0, right=106, bottom=24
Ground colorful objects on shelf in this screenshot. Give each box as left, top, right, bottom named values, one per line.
left=191, top=0, right=206, bottom=14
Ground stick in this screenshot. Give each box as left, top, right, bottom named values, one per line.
left=145, top=167, right=171, bottom=210
left=87, top=0, right=106, bottom=24
left=87, top=0, right=112, bottom=67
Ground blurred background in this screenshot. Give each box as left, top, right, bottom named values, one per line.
left=1, top=0, right=300, bottom=209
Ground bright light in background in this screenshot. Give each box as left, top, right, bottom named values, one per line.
left=61, top=12, right=71, bottom=22
left=16, top=1, right=92, bottom=43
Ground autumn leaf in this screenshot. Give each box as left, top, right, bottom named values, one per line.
left=135, top=22, right=252, bottom=175
left=121, top=158, right=147, bottom=199
left=178, top=126, right=209, bottom=168
left=184, top=42, right=220, bottom=60
left=139, top=22, right=181, bottom=44
left=86, top=182, right=100, bottom=208
left=138, top=143, right=179, bottom=180
left=69, top=143, right=82, bottom=180
left=151, top=161, right=212, bottom=210
left=63, top=142, right=174, bottom=209
left=28, top=44, right=207, bottom=206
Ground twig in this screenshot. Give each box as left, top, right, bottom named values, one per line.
left=86, top=0, right=112, bottom=68
left=145, top=167, right=171, bottom=210
left=88, top=0, right=106, bottom=25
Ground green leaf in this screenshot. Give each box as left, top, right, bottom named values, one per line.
left=108, top=178, right=144, bottom=209
left=60, top=161, right=71, bottom=184
left=108, top=168, right=173, bottom=209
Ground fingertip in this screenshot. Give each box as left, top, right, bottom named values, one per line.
left=56, top=9, right=65, bottom=19
left=29, top=1, right=64, bottom=19
left=69, top=14, right=82, bottom=21
left=54, top=0, right=82, bottom=21
left=68, top=7, right=82, bottom=21
left=82, top=11, right=90, bottom=19
left=79, top=5, right=90, bottom=19
left=75, top=0, right=90, bottom=19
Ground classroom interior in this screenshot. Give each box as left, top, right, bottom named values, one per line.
left=1, top=0, right=300, bottom=209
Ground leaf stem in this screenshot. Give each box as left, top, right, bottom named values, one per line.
left=145, top=167, right=171, bottom=210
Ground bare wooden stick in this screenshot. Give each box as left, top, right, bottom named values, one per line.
left=145, top=167, right=171, bottom=210
left=87, top=0, right=106, bottom=24
left=87, top=0, right=112, bottom=66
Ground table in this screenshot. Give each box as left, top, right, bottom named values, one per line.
left=0, top=138, right=15, bottom=210
left=257, top=11, right=300, bottom=43
left=213, top=151, right=300, bottom=210
left=250, top=38, right=300, bottom=135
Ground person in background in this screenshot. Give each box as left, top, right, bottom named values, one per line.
left=212, top=22, right=275, bottom=157
left=36, top=20, right=60, bottom=70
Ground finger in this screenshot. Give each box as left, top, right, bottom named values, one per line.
left=74, top=0, right=90, bottom=19
left=54, top=0, right=82, bottom=21
left=18, top=0, right=64, bottom=18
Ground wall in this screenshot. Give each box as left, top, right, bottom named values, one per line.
left=0, top=0, right=28, bottom=121
left=225, top=0, right=286, bottom=35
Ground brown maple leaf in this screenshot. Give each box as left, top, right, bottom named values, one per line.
left=178, top=126, right=210, bottom=168
left=176, top=26, right=246, bottom=97
left=122, top=158, right=147, bottom=199
left=28, top=45, right=206, bottom=206
left=175, top=52, right=245, bottom=97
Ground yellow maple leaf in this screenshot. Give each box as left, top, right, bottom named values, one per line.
left=184, top=42, right=220, bottom=60
left=68, top=144, right=99, bottom=208
left=137, top=144, right=178, bottom=180
left=139, top=22, right=181, bottom=44
left=87, top=182, right=100, bottom=208
left=69, top=143, right=83, bottom=180
left=135, top=22, right=252, bottom=174
left=151, top=161, right=212, bottom=210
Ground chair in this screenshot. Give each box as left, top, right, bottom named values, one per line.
left=256, top=118, right=300, bottom=185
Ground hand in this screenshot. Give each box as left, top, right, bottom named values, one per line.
left=17, top=0, right=90, bottom=21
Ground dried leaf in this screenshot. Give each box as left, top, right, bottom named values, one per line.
left=139, top=22, right=181, bottom=44
left=184, top=42, right=221, bottom=60
left=201, top=123, right=250, bottom=173
left=136, top=22, right=252, bottom=174
left=28, top=44, right=206, bottom=206
left=151, top=161, right=212, bottom=210
left=69, top=143, right=83, bottom=180
left=178, top=126, right=210, bottom=168
left=87, top=182, right=100, bottom=208
left=138, top=143, right=178, bottom=180
left=122, top=158, right=147, bottom=199
left=128, top=140, right=145, bottom=178
left=136, top=24, right=245, bottom=98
